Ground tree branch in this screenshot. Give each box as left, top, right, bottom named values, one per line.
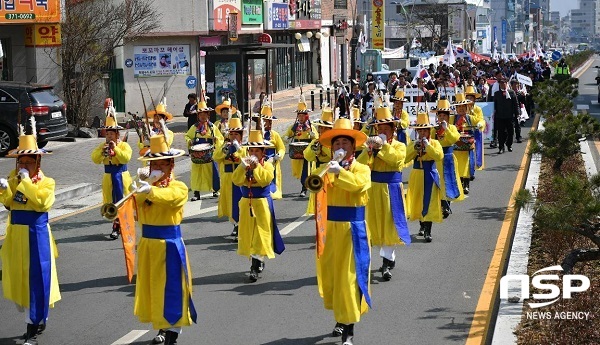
left=561, top=248, right=600, bottom=274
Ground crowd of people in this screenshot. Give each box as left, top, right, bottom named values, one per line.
left=0, top=55, right=553, bottom=345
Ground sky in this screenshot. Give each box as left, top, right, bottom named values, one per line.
left=550, top=0, right=577, bottom=16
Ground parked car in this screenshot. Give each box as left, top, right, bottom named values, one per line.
left=0, top=82, right=68, bottom=156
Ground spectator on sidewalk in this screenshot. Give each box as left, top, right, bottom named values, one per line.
left=183, top=93, right=198, bottom=130
left=493, top=78, right=520, bottom=154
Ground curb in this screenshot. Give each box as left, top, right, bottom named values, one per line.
left=0, top=183, right=102, bottom=236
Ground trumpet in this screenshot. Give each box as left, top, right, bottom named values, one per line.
left=305, top=151, right=345, bottom=193
left=100, top=170, right=157, bottom=221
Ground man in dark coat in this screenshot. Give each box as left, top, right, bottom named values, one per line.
left=493, top=78, right=520, bottom=153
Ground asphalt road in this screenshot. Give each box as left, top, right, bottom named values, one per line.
left=0, top=117, right=532, bottom=345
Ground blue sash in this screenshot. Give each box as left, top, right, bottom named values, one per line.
left=442, top=146, right=460, bottom=200
left=104, top=164, right=127, bottom=203
left=474, top=129, right=483, bottom=169
left=142, top=225, right=197, bottom=325
left=371, top=171, right=410, bottom=245
left=194, top=138, right=220, bottom=192
left=396, top=128, right=407, bottom=146
left=224, top=163, right=238, bottom=173
left=412, top=160, right=440, bottom=217
left=327, top=206, right=371, bottom=308
left=468, top=149, right=476, bottom=178
left=11, top=210, right=50, bottom=325
left=240, top=186, right=285, bottom=255
left=224, top=164, right=242, bottom=222
left=264, top=131, right=275, bottom=158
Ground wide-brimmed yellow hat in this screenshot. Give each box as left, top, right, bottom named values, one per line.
left=410, top=112, right=435, bottom=129
left=243, top=130, right=275, bottom=148
left=431, top=98, right=454, bottom=113
left=315, top=106, right=334, bottom=127
left=215, top=98, right=237, bottom=115
left=197, top=100, right=213, bottom=112
left=391, top=89, right=408, bottom=102
left=7, top=134, right=51, bottom=157
left=138, top=134, right=185, bottom=161
left=295, top=93, right=312, bottom=113
left=102, top=112, right=123, bottom=130
left=319, top=117, right=367, bottom=148
left=464, top=85, right=482, bottom=99
left=146, top=102, right=173, bottom=121
left=372, top=105, right=396, bottom=125
left=252, top=101, right=278, bottom=121
left=452, top=93, right=473, bottom=106
left=227, top=117, right=244, bottom=132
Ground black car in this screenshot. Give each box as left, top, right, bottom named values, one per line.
left=0, top=82, right=68, bottom=156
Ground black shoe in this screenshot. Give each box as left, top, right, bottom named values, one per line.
left=424, top=223, right=432, bottom=243
left=442, top=207, right=450, bottom=219
left=190, top=191, right=200, bottom=201
left=489, top=141, right=497, bottom=149
left=258, top=261, right=265, bottom=273
left=382, top=266, right=392, bottom=281
left=109, top=228, right=120, bottom=240
left=152, top=329, right=166, bottom=344
left=497, top=148, right=503, bottom=154
left=24, top=324, right=38, bottom=345
left=249, top=269, right=258, bottom=282
left=332, top=323, right=344, bottom=337
left=516, top=138, right=522, bottom=143
left=342, top=324, right=354, bottom=345
left=388, top=260, right=395, bottom=270
left=418, top=223, right=425, bottom=236
left=507, top=147, right=513, bottom=152
left=212, top=191, right=220, bottom=198
left=425, top=234, right=432, bottom=242
left=299, top=189, right=307, bottom=197
left=463, top=186, right=469, bottom=195
left=164, top=330, right=179, bottom=345
left=231, top=225, right=238, bottom=237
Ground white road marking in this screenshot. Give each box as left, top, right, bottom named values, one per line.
left=577, top=104, right=590, bottom=110
left=110, top=330, right=148, bottom=345
left=185, top=205, right=218, bottom=218
left=279, top=214, right=312, bottom=236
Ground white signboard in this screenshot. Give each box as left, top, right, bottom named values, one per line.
left=133, top=45, right=191, bottom=77
left=515, top=73, right=533, bottom=87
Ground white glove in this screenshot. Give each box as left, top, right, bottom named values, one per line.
left=476, top=122, right=484, bottom=130
left=328, top=160, right=342, bottom=174
left=137, top=180, right=151, bottom=194
left=147, top=170, right=164, bottom=184
left=129, top=181, right=138, bottom=193
left=232, top=139, right=242, bottom=151
left=0, top=178, right=8, bottom=190
left=241, top=156, right=258, bottom=168
left=273, top=153, right=282, bottom=162
left=440, top=121, right=448, bottom=130
left=422, top=138, right=430, bottom=147
left=378, top=133, right=387, bottom=143
left=333, top=148, right=346, bottom=161
left=18, top=169, right=29, bottom=180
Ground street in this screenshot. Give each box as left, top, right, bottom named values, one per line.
left=0, top=114, right=532, bottom=345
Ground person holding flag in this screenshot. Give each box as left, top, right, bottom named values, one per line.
left=133, top=134, right=196, bottom=345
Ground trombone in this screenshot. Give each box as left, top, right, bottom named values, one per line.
left=305, top=151, right=345, bottom=193
left=100, top=168, right=155, bottom=221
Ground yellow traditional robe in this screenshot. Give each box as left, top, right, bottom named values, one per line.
left=266, top=130, right=286, bottom=200
left=91, top=141, right=133, bottom=204
left=134, top=180, right=195, bottom=330
left=450, top=114, right=485, bottom=178
left=185, top=122, right=224, bottom=192
left=432, top=125, right=464, bottom=202
left=405, top=139, right=444, bottom=222
left=303, top=139, right=332, bottom=215
left=284, top=123, right=317, bottom=180
left=214, top=143, right=247, bottom=222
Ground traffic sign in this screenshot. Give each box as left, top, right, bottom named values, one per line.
left=551, top=50, right=562, bottom=61
left=125, top=59, right=133, bottom=68
left=186, top=76, right=197, bottom=89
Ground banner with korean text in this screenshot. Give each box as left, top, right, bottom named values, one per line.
left=133, top=45, right=191, bottom=77
left=371, top=0, right=384, bottom=50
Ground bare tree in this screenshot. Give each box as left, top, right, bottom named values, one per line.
left=410, top=2, right=462, bottom=54
left=59, top=0, right=159, bottom=128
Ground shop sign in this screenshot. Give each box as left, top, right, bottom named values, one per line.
left=25, top=23, right=61, bottom=47
left=242, top=0, right=262, bottom=24
left=133, top=45, right=191, bottom=77
left=1, top=0, right=60, bottom=23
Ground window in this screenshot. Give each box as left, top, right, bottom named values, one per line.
left=334, top=0, right=347, bottom=9
left=0, top=90, right=16, bottom=103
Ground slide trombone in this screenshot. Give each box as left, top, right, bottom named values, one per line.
left=100, top=168, right=155, bottom=221
left=305, top=151, right=345, bottom=193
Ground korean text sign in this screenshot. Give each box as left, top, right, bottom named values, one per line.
left=0, top=0, right=61, bottom=23
left=133, top=45, right=191, bottom=77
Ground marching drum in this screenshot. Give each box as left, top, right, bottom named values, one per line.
left=454, top=133, right=475, bottom=151
left=289, top=141, right=310, bottom=160
left=189, top=143, right=214, bottom=164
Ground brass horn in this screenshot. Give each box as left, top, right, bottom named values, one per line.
left=100, top=191, right=136, bottom=221
left=305, top=168, right=329, bottom=193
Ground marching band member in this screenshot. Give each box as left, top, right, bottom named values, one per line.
left=91, top=106, right=133, bottom=240
left=451, top=93, right=485, bottom=195
left=390, top=89, right=410, bottom=146
left=232, top=130, right=285, bottom=282
left=134, top=134, right=196, bottom=345
left=303, top=104, right=333, bottom=215
left=465, top=85, right=486, bottom=170
left=310, top=117, right=371, bottom=345
left=0, top=120, right=59, bottom=345
left=139, top=100, right=174, bottom=158
left=215, top=95, right=237, bottom=135
left=431, top=98, right=464, bottom=220
left=357, top=94, right=408, bottom=282
left=405, top=112, right=444, bottom=242
left=284, top=95, right=317, bottom=197
left=255, top=101, right=286, bottom=200
left=351, top=106, right=367, bottom=158
left=214, top=115, right=246, bottom=241
left=185, top=96, right=224, bottom=201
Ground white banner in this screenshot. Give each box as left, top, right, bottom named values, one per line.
left=134, top=45, right=191, bottom=77
left=515, top=73, right=533, bottom=87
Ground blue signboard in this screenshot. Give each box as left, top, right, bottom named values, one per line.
left=501, top=20, right=507, bottom=44
left=493, top=26, right=497, bottom=45
left=551, top=50, right=562, bottom=61
left=270, top=3, right=288, bottom=30
left=186, top=75, right=197, bottom=89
